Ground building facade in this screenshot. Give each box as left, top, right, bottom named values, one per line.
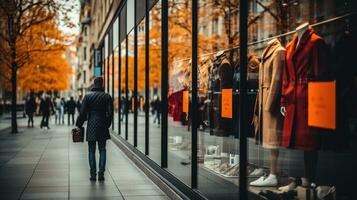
left=80, top=0, right=357, bottom=199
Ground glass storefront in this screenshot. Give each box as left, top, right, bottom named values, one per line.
left=96, top=0, right=357, bottom=199
left=137, top=17, right=146, bottom=153
left=148, top=1, right=162, bottom=165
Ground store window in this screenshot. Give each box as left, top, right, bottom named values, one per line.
left=167, top=0, right=192, bottom=186
left=246, top=1, right=357, bottom=200
left=114, top=17, right=119, bottom=134
left=148, top=0, right=162, bottom=165
left=127, top=0, right=135, bottom=34
left=120, top=39, right=127, bottom=138
left=197, top=0, right=240, bottom=198
left=108, top=30, right=113, bottom=107
left=127, top=29, right=135, bottom=145
left=137, top=18, right=146, bottom=153
left=104, top=34, right=109, bottom=91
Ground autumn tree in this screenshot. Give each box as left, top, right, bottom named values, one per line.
left=0, top=0, right=74, bottom=133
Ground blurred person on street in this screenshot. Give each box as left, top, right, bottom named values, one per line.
left=25, top=93, right=36, bottom=128
left=66, top=97, right=76, bottom=125
left=75, top=77, right=113, bottom=181
left=60, top=98, right=65, bottom=124
left=153, top=96, right=161, bottom=127
left=40, top=95, right=54, bottom=129
left=54, top=97, right=61, bottom=124
left=76, top=95, right=83, bottom=113
left=120, top=96, right=125, bottom=122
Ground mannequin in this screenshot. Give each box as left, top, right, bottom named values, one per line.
left=250, top=38, right=285, bottom=187
left=280, top=22, right=309, bottom=117
left=279, top=23, right=325, bottom=191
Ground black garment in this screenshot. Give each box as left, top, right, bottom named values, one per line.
left=66, top=100, right=76, bottom=114
left=214, top=57, right=233, bottom=137
left=39, top=98, right=53, bottom=128
left=76, top=87, right=113, bottom=141
left=25, top=97, right=36, bottom=114
left=26, top=97, right=36, bottom=127
left=76, top=100, right=82, bottom=113
left=232, top=70, right=258, bottom=138
left=40, top=98, right=53, bottom=116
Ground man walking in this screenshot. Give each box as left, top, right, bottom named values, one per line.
left=25, top=93, right=36, bottom=128
left=75, top=77, right=113, bottom=181
left=66, top=97, right=76, bottom=125
left=40, top=95, right=54, bottom=129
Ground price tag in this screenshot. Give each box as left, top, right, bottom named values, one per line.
left=308, top=81, right=336, bottom=130
left=221, top=89, right=232, bottom=118
left=183, top=90, right=189, bottom=113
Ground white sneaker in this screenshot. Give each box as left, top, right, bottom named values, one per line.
left=249, top=168, right=265, bottom=177
left=250, top=174, right=278, bottom=187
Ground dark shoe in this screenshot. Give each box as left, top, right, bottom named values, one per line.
left=98, top=175, right=104, bottom=181
left=90, top=176, right=96, bottom=181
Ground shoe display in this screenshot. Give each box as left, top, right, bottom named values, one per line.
left=225, top=164, right=239, bottom=177
left=249, top=168, right=265, bottom=177
left=250, top=174, right=278, bottom=187
left=278, top=177, right=301, bottom=192
left=316, top=186, right=336, bottom=200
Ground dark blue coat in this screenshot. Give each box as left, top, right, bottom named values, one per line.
left=76, top=87, right=113, bottom=141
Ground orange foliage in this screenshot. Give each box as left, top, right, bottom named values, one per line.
left=16, top=20, right=72, bottom=92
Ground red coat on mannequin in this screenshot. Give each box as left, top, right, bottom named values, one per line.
left=281, top=27, right=329, bottom=151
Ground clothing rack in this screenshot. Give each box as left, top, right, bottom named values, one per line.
left=172, top=11, right=357, bottom=63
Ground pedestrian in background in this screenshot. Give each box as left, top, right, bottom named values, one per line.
left=66, top=96, right=76, bottom=125
left=54, top=97, right=61, bottom=124
left=60, top=97, right=65, bottom=124
left=76, top=95, right=83, bottom=114
left=40, top=95, right=54, bottom=129
left=25, top=93, right=36, bottom=128
left=75, top=77, right=113, bottom=181
left=120, top=96, right=125, bottom=122
left=153, top=96, right=161, bottom=127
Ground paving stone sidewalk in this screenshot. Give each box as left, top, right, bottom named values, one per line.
left=0, top=117, right=169, bottom=200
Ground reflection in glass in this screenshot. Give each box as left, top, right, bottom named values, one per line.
left=246, top=1, right=357, bottom=200
left=197, top=1, right=240, bottom=198
left=167, top=0, right=192, bottom=187
left=128, top=30, right=135, bottom=145
left=120, top=39, right=127, bottom=138
left=114, top=46, right=119, bottom=133
left=148, top=1, right=162, bottom=165
left=137, top=18, right=146, bottom=153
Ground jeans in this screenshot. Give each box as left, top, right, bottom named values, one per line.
left=88, top=140, right=107, bottom=177
left=154, top=111, right=160, bottom=125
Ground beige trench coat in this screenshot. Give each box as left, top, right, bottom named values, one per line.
left=253, top=39, right=285, bottom=149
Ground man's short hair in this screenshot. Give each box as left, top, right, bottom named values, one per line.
left=94, top=76, right=104, bottom=88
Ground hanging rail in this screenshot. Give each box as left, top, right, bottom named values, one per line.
left=172, top=11, right=357, bottom=63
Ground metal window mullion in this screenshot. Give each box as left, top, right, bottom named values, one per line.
left=161, top=0, right=168, bottom=169
left=118, top=34, right=121, bottom=136
left=191, top=0, right=198, bottom=189
left=145, top=0, right=150, bottom=156
left=125, top=35, right=129, bottom=141
left=134, top=0, right=138, bottom=148
left=239, top=0, right=248, bottom=199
